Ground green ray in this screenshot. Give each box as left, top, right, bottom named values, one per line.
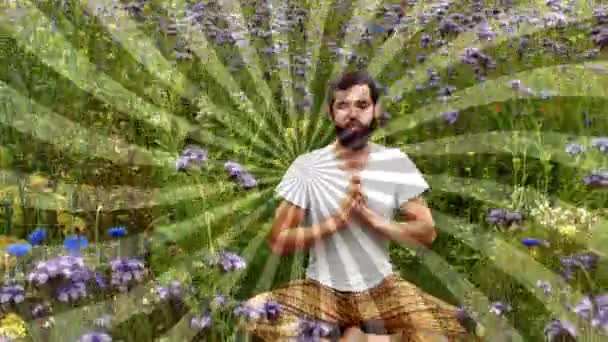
left=217, top=0, right=282, bottom=118
left=153, top=206, right=275, bottom=340
left=406, top=242, right=525, bottom=341
left=80, top=0, right=194, bottom=100
left=304, top=0, right=384, bottom=151
left=433, top=210, right=603, bottom=340
left=401, top=130, right=607, bottom=172
left=27, top=194, right=276, bottom=340
left=384, top=0, right=595, bottom=104
left=299, top=0, right=333, bottom=153
left=0, top=1, right=191, bottom=139
left=367, top=0, right=451, bottom=78
left=158, top=0, right=294, bottom=160
left=268, top=0, right=299, bottom=156
left=385, top=62, right=608, bottom=137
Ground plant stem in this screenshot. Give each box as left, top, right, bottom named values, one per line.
left=95, top=206, right=102, bottom=264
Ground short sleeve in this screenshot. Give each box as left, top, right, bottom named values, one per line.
left=393, top=150, right=431, bottom=207
left=274, top=156, right=310, bottom=209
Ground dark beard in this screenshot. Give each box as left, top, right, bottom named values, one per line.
left=335, top=116, right=377, bottom=151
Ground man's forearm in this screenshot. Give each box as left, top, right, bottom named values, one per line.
left=270, top=216, right=342, bottom=255
left=370, top=218, right=436, bottom=248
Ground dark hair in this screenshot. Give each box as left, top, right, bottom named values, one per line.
left=327, top=70, right=380, bottom=114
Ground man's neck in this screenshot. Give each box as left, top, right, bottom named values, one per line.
left=333, top=140, right=370, bottom=159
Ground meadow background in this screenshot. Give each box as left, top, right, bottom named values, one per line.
left=0, top=0, right=607, bottom=341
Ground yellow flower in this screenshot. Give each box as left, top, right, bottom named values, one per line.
left=28, top=174, right=51, bottom=193
left=0, top=313, right=27, bottom=339
left=557, top=224, right=577, bottom=237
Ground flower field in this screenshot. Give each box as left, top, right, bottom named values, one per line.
left=0, top=0, right=607, bottom=341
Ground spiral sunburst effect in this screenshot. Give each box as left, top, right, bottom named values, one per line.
left=0, top=0, right=607, bottom=340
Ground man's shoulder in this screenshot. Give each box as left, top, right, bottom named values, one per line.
left=370, top=143, right=406, bottom=160
left=292, top=144, right=332, bottom=163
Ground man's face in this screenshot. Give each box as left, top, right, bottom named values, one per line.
left=330, top=84, right=378, bottom=151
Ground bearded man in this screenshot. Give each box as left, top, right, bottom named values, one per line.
left=238, top=71, right=481, bottom=341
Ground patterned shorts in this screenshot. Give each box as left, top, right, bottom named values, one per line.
left=238, top=274, right=481, bottom=341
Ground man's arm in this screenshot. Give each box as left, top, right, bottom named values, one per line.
left=358, top=196, right=437, bottom=248
left=267, top=200, right=349, bottom=256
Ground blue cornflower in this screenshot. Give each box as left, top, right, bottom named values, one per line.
left=28, top=228, right=47, bottom=245
left=5, top=243, right=31, bottom=256
left=64, top=235, right=88, bottom=251
left=108, top=227, right=127, bottom=238
left=522, top=238, right=550, bottom=247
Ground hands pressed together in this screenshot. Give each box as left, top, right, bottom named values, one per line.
left=334, top=173, right=383, bottom=229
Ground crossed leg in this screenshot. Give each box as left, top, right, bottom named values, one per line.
left=237, top=277, right=349, bottom=341
left=345, top=274, right=477, bottom=341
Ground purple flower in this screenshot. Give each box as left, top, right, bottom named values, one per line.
left=56, top=281, right=87, bottom=303
left=440, top=111, right=458, bottom=124
left=27, top=255, right=95, bottom=299
left=486, top=208, right=523, bottom=227
left=455, top=305, right=479, bottom=333
left=438, top=18, right=464, bottom=36
left=155, top=280, right=184, bottom=301
left=594, top=7, right=608, bottom=25
left=94, top=272, right=107, bottom=289
left=590, top=137, right=608, bottom=153
left=212, top=294, right=226, bottom=307
left=536, top=280, right=552, bottom=296
left=224, top=161, right=244, bottom=177
left=420, top=34, right=431, bottom=48
left=544, top=319, right=576, bottom=341
left=31, top=302, right=51, bottom=319
left=569, top=293, right=608, bottom=330
left=296, top=318, right=337, bottom=341
left=176, top=157, right=189, bottom=171
left=591, top=26, right=608, bottom=49
left=190, top=314, right=211, bottom=331
left=262, top=301, right=282, bottom=320
left=77, top=331, right=112, bottom=342
left=565, top=142, right=585, bottom=155
left=234, top=303, right=262, bottom=320
left=237, top=172, right=257, bottom=189
left=583, top=170, right=608, bottom=187
left=110, top=257, right=146, bottom=292
left=210, top=251, right=246, bottom=272
left=437, top=85, right=457, bottom=96
left=0, top=284, right=25, bottom=305
left=459, top=47, right=496, bottom=79
left=476, top=21, right=497, bottom=40
left=176, top=145, right=207, bottom=171
left=489, top=301, right=512, bottom=315
left=560, top=252, right=600, bottom=280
